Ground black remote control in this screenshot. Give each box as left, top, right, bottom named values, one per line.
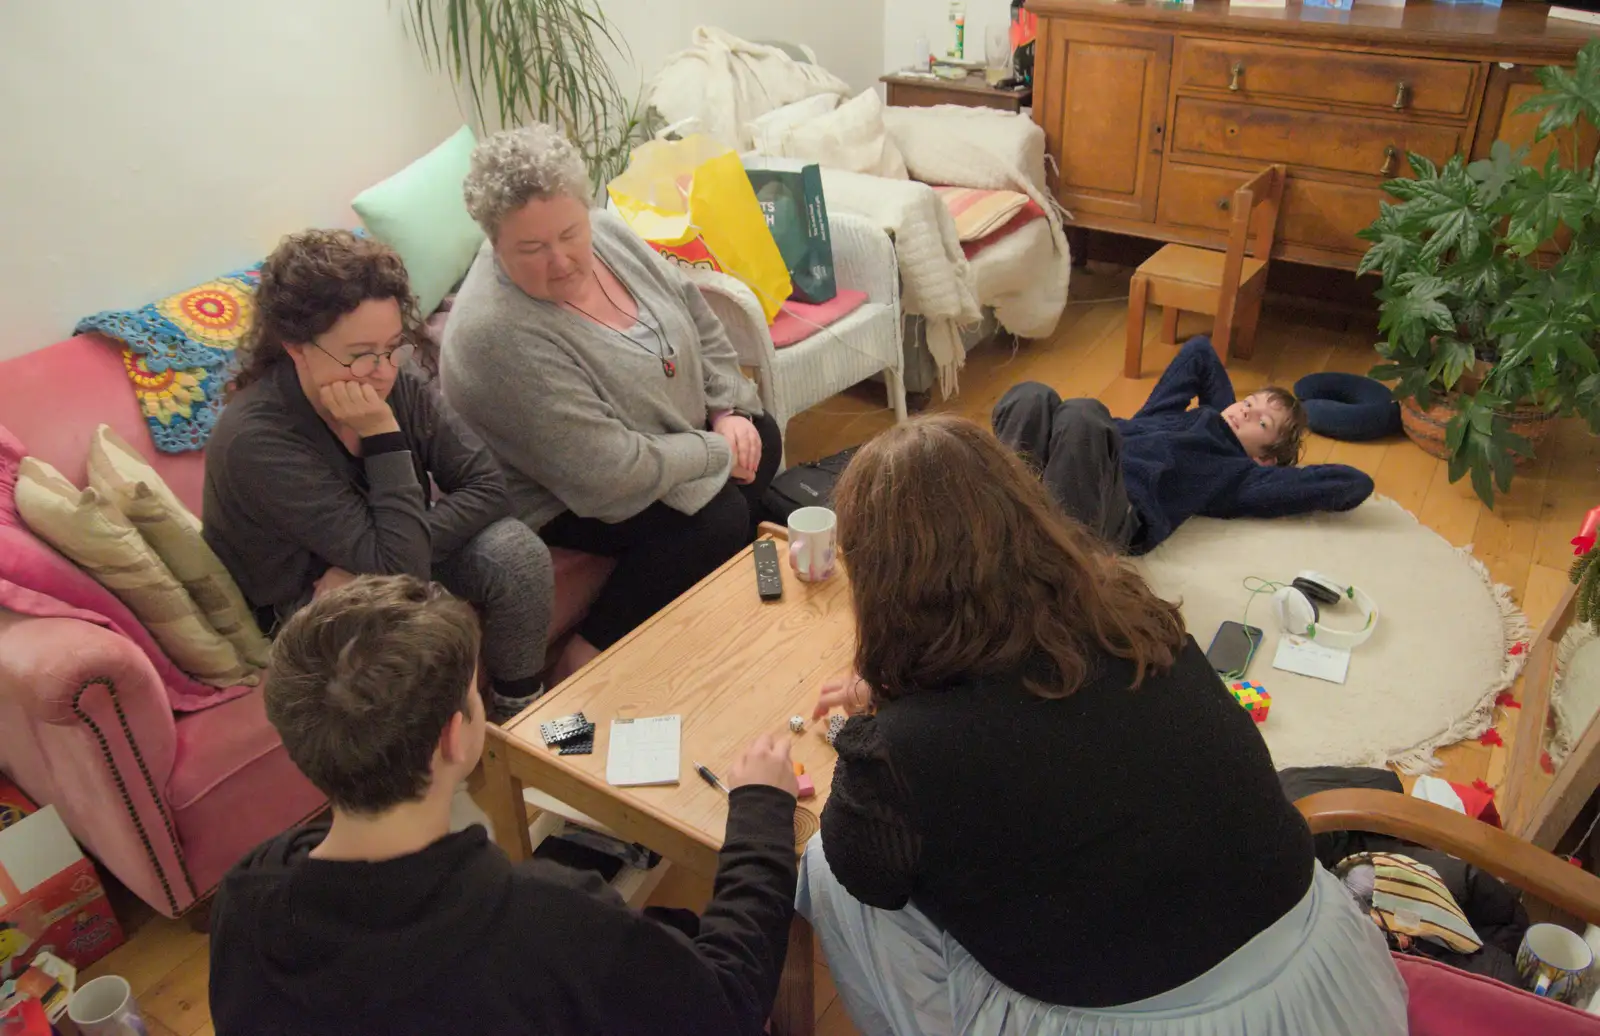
left=753, top=539, right=783, bottom=601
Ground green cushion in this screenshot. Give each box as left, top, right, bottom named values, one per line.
left=352, top=125, right=482, bottom=317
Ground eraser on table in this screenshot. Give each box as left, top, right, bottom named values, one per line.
left=793, top=761, right=805, bottom=775
left=796, top=774, right=816, bottom=799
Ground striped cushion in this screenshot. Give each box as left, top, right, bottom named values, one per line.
left=86, top=425, right=271, bottom=667
left=933, top=186, right=1032, bottom=242
left=14, top=457, right=259, bottom=688
left=1343, top=852, right=1483, bottom=954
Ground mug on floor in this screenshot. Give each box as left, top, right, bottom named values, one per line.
left=68, top=975, right=150, bottom=1035
left=1517, top=922, right=1594, bottom=1003
left=787, top=506, right=837, bottom=582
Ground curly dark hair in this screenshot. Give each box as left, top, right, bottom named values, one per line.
left=232, top=229, right=434, bottom=393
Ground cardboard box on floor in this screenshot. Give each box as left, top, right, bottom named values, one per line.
left=0, top=777, right=124, bottom=978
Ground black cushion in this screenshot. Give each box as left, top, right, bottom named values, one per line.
left=1293, top=372, right=1402, bottom=442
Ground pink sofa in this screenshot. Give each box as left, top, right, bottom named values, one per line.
left=0, top=334, right=610, bottom=917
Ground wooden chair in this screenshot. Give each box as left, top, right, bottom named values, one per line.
left=1298, top=788, right=1600, bottom=1031
left=1125, top=164, right=1286, bottom=378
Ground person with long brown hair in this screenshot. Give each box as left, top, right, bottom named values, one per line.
left=798, top=416, right=1406, bottom=1036
left=202, top=229, right=553, bottom=722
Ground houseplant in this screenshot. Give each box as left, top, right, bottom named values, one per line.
left=1357, top=40, right=1600, bottom=508
left=401, top=0, right=653, bottom=191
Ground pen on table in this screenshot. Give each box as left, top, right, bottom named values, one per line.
left=694, top=762, right=729, bottom=795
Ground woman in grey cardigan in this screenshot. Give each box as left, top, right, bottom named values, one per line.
left=442, top=125, right=781, bottom=673
left=203, top=230, right=553, bottom=721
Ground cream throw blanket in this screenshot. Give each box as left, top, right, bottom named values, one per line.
left=649, top=29, right=1071, bottom=395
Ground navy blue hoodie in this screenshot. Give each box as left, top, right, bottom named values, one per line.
left=1117, top=336, right=1373, bottom=553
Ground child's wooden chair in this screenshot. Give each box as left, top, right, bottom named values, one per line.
left=1124, top=164, right=1286, bottom=378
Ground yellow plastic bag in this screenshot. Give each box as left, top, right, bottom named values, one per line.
left=608, top=135, right=792, bottom=323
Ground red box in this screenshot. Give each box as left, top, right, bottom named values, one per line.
left=0, top=778, right=124, bottom=978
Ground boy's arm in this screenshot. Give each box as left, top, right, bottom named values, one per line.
left=1211, top=463, right=1375, bottom=519
left=1134, top=335, right=1238, bottom=419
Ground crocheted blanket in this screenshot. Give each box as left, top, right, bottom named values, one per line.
left=75, top=264, right=261, bottom=453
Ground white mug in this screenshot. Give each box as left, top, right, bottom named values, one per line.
left=1517, top=922, right=1594, bottom=1003
left=68, top=975, right=150, bottom=1036
left=787, top=506, right=837, bottom=582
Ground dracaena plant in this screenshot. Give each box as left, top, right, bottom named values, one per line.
left=1357, top=39, right=1600, bottom=508
left=402, top=0, right=656, bottom=192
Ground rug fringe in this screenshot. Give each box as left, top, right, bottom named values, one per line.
left=1549, top=624, right=1598, bottom=767
left=1361, top=498, right=1532, bottom=775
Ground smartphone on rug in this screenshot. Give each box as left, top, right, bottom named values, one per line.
left=1207, top=621, right=1264, bottom=679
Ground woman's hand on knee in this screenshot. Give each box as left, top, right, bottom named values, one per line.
left=814, top=670, right=873, bottom=720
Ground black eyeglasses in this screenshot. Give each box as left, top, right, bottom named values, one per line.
left=311, top=337, right=416, bottom=379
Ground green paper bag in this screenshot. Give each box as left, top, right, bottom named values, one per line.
left=745, top=163, right=837, bottom=305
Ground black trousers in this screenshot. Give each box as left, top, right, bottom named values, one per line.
left=991, top=382, right=1138, bottom=550
left=542, top=411, right=783, bottom=649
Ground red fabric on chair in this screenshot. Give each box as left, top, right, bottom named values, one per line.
left=1394, top=951, right=1600, bottom=1035
left=769, top=290, right=869, bottom=348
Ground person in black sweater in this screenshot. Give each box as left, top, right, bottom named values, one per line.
left=991, top=335, right=1374, bottom=553
left=203, top=229, right=552, bottom=721
left=209, top=575, right=800, bottom=1036
left=800, top=416, right=1406, bottom=1036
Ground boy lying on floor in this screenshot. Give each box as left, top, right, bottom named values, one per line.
left=992, top=335, right=1373, bottom=553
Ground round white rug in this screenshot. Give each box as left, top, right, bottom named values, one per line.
left=1134, top=497, right=1528, bottom=772
left=1551, top=625, right=1600, bottom=768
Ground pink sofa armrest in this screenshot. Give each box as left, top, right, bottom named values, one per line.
left=0, top=610, right=194, bottom=915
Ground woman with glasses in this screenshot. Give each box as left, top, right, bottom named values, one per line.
left=203, top=229, right=553, bottom=721
left=442, top=124, right=781, bottom=674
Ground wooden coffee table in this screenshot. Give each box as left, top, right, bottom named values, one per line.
left=475, top=526, right=853, bottom=1036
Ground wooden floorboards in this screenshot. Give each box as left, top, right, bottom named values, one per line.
left=89, top=267, right=1589, bottom=1036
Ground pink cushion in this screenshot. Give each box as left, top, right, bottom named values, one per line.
left=961, top=200, right=1048, bottom=260
left=769, top=290, right=870, bottom=349
left=0, top=422, right=247, bottom=711
left=1394, top=952, right=1600, bottom=1035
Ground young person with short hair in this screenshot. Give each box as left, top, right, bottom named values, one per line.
left=208, top=575, right=800, bottom=1036
left=992, top=335, right=1372, bottom=553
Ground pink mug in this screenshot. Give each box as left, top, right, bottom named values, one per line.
left=787, top=506, right=837, bottom=582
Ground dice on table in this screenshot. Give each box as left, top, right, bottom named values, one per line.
left=1229, top=680, right=1271, bottom=724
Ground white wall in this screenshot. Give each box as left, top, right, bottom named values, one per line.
left=0, top=1, right=466, bottom=359
left=882, top=0, right=1011, bottom=75
left=602, top=0, right=887, bottom=104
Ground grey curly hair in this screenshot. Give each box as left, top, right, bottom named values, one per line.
left=462, top=124, right=591, bottom=241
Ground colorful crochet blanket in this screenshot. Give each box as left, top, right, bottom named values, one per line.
left=75, top=264, right=261, bottom=453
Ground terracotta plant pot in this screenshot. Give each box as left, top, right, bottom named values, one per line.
left=1400, top=396, right=1554, bottom=467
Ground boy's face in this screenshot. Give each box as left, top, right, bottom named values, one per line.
left=1222, top=392, right=1288, bottom=464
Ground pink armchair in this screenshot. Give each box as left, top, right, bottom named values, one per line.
left=0, top=335, right=609, bottom=918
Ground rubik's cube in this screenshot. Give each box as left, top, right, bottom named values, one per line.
left=1229, top=680, right=1271, bottom=723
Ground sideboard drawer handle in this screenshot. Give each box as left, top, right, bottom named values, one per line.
left=1229, top=62, right=1244, bottom=91
left=1393, top=81, right=1410, bottom=110
left=1217, top=197, right=1231, bottom=211
left=1380, top=145, right=1399, bottom=176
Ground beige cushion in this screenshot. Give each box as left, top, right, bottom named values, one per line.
left=747, top=93, right=841, bottom=155
left=763, top=89, right=910, bottom=179
left=15, top=457, right=258, bottom=688
left=86, top=425, right=271, bottom=667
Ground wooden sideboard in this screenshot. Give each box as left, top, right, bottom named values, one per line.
left=1030, top=0, right=1600, bottom=270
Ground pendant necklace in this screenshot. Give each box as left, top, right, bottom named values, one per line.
left=561, top=266, right=677, bottom=378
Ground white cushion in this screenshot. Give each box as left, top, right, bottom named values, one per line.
left=761, top=90, right=910, bottom=180
left=747, top=94, right=840, bottom=155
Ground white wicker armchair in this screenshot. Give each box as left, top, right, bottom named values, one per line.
left=686, top=211, right=907, bottom=463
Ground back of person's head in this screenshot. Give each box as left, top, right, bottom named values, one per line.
left=233, top=228, right=432, bottom=393
left=1260, top=386, right=1308, bottom=467
left=266, top=575, right=481, bottom=815
left=834, top=415, right=1187, bottom=704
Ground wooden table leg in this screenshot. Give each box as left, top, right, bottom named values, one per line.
left=770, top=914, right=817, bottom=1036
left=478, top=735, right=533, bottom=862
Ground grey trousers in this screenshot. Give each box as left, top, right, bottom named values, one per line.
left=992, top=382, right=1138, bottom=550
left=433, top=517, right=554, bottom=684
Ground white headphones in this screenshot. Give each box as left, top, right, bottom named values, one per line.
left=1271, top=570, right=1379, bottom=651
